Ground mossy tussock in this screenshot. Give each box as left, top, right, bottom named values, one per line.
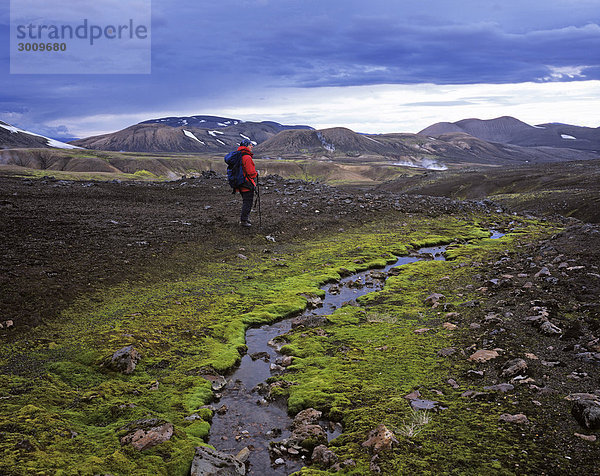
left=0, top=215, right=559, bottom=474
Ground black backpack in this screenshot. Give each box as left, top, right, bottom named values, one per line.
left=224, top=150, right=254, bottom=193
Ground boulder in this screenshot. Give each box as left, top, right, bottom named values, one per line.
left=361, top=424, right=398, bottom=453
left=119, top=419, right=173, bottom=451
left=110, top=345, right=141, bottom=374
left=468, top=349, right=499, bottom=362
left=534, top=267, right=551, bottom=278
left=502, top=358, right=528, bottom=378
left=437, top=347, right=457, bottom=357
left=540, top=321, right=562, bottom=335
left=499, top=413, right=529, bottom=424
left=574, top=433, right=597, bottom=442
left=292, top=408, right=322, bottom=429
left=571, top=399, right=600, bottom=430
left=299, top=293, right=324, bottom=309
left=424, top=293, right=445, bottom=307
left=281, top=408, right=327, bottom=451
left=190, top=446, right=246, bottom=475
left=311, top=444, right=339, bottom=468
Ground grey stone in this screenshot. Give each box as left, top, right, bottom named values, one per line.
left=502, top=358, right=528, bottom=377
left=572, top=399, right=600, bottom=430
left=484, top=383, right=514, bottom=393
left=437, top=347, right=456, bottom=357
left=311, top=445, right=339, bottom=468
left=540, top=321, right=562, bottom=335
left=110, top=345, right=141, bottom=374
left=190, top=446, right=246, bottom=475
left=499, top=413, right=529, bottom=424
left=534, top=267, right=551, bottom=278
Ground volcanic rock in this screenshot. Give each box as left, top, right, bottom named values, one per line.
left=109, top=345, right=141, bottom=374
left=190, top=445, right=246, bottom=475
left=119, top=419, right=174, bottom=451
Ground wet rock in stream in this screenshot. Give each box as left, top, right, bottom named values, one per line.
left=190, top=445, right=247, bottom=475
left=270, top=408, right=328, bottom=461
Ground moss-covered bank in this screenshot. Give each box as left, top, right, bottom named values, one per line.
left=0, top=214, right=558, bottom=475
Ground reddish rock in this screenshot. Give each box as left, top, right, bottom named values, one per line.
left=120, top=421, right=174, bottom=451
left=574, top=433, right=597, bottom=442
left=468, top=349, right=499, bottom=362
left=424, top=293, right=445, bottom=307
left=361, top=424, right=398, bottom=453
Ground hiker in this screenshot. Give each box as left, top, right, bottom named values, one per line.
left=235, top=139, right=258, bottom=227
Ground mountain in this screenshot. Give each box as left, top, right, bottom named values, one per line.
left=256, top=127, right=411, bottom=156
left=0, top=121, right=81, bottom=150
left=70, top=117, right=314, bottom=153
left=419, top=116, right=600, bottom=152
left=254, top=127, right=599, bottom=167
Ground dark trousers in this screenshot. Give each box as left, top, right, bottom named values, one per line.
left=240, top=190, right=254, bottom=222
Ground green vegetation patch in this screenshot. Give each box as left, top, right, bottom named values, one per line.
left=285, top=220, right=561, bottom=474
left=0, top=214, right=559, bottom=474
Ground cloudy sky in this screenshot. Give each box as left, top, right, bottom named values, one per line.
left=1, top=0, right=599, bottom=139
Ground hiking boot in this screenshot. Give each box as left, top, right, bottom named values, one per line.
left=240, top=220, right=252, bottom=227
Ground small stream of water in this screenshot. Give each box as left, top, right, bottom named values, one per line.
left=207, top=231, right=504, bottom=474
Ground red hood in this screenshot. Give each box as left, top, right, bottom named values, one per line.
left=237, top=145, right=253, bottom=155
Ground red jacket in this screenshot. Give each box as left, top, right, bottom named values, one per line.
left=236, top=145, right=257, bottom=193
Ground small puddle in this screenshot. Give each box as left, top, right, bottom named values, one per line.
left=208, top=229, right=504, bottom=474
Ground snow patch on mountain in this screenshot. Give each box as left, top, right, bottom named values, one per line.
left=0, top=122, right=82, bottom=149
left=561, top=134, right=576, bottom=140
left=364, top=136, right=383, bottom=145
left=208, top=130, right=224, bottom=137
left=183, top=130, right=205, bottom=144
left=316, top=131, right=335, bottom=152
left=239, top=133, right=257, bottom=145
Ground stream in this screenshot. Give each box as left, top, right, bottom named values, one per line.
left=207, top=231, right=504, bottom=475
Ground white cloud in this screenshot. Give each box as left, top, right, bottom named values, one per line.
left=44, top=80, right=600, bottom=137
left=540, top=65, right=591, bottom=81
left=219, top=81, right=600, bottom=133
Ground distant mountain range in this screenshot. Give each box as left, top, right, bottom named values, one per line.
left=0, top=121, right=81, bottom=150
left=1, top=115, right=599, bottom=169
left=254, top=125, right=598, bottom=167
left=419, top=116, right=600, bottom=152
left=70, top=116, right=314, bottom=153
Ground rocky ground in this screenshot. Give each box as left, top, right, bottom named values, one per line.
left=1, top=171, right=599, bottom=475
left=376, top=158, right=600, bottom=224
left=0, top=171, right=492, bottom=330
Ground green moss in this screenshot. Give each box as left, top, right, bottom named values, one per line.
left=278, top=220, right=562, bottom=474
left=184, top=421, right=211, bottom=440
left=0, top=214, right=562, bottom=474
left=132, top=169, right=159, bottom=179
left=184, top=381, right=213, bottom=413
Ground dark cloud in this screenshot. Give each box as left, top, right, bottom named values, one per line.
left=0, top=0, right=598, bottom=134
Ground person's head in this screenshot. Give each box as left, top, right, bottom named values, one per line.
left=240, top=139, right=253, bottom=148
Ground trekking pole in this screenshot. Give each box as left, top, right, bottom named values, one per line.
left=256, top=177, right=262, bottom=230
